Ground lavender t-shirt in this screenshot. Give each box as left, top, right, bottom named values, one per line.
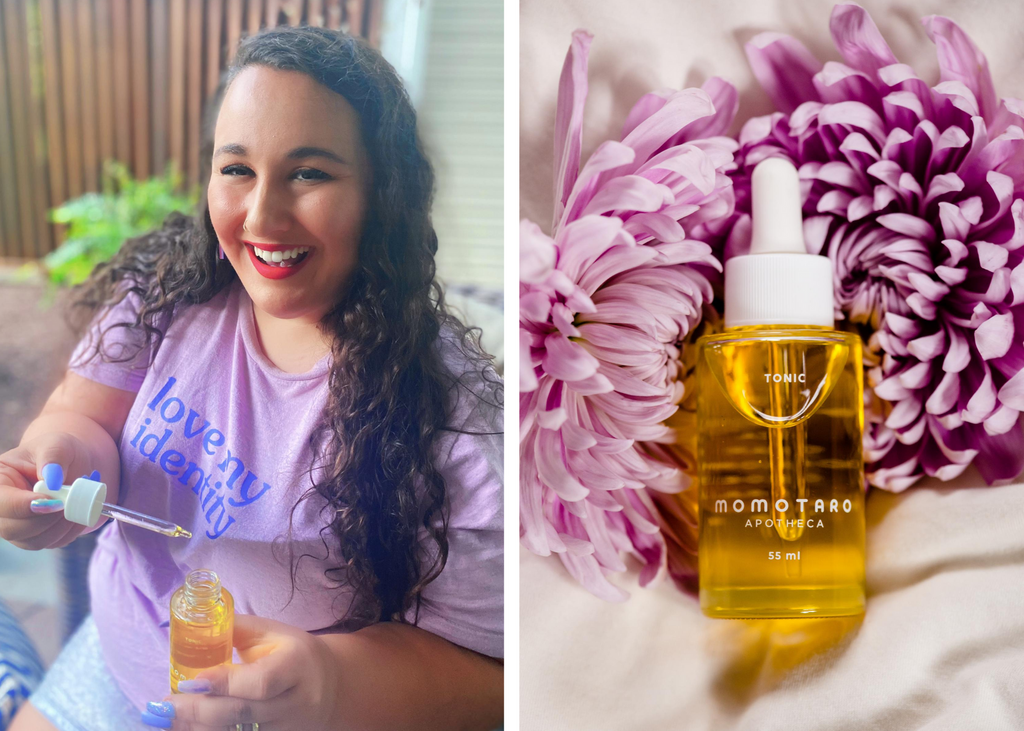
left=68, top=279, right=503, bottom=710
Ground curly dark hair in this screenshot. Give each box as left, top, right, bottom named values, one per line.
left=64, top=25, right=502, bottom=629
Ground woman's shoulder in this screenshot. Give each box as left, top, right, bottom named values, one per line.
left=434, top=323, right=504, bottom=435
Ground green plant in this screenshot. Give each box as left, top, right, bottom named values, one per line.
left=40, top=161, right=198, bottom=287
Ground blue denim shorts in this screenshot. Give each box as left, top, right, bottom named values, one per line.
left=28, top=616, right=150, bottom=731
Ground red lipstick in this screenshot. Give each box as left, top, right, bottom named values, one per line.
left=244, top=243, right=313, bottom=280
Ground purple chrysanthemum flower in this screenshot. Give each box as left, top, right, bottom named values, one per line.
left=520, top=30, right=738, bottom=600
left=724, top=4, right=1024, bottom=490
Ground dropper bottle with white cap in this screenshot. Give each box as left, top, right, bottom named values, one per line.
left=694, top=157, right=866, bottom=619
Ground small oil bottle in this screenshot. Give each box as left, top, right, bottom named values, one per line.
left=170, top=569, right=234, bottom=692
left=696, top=157, right=865, bottom=618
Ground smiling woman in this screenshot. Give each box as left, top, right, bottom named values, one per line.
left=210, top=66, right=367, bottom=322
left=2, top=24, right=503, bottom=731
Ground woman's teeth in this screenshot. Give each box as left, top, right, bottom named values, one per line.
left=253, top=246, right=310, bottom=267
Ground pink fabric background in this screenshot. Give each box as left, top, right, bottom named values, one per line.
left=520, top=1, right=1024, bottom=729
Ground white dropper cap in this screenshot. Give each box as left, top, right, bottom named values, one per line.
left=724, top=157, right=835, bottom=328
left=33, top=477, right=106, bottom=527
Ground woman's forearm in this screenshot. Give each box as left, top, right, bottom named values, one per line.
left=318, top=622, right=503, bottom=731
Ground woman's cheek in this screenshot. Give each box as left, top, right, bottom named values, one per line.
left=207, top=185, right=246, bottom=247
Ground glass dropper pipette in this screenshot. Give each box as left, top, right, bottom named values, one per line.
left=99, top=502, right=192, bottom=538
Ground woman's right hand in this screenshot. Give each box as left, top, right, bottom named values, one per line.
left=0, top=432, right=97, bottom=550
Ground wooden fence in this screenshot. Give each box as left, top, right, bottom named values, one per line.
left=0, top=0, right=379, bottom=260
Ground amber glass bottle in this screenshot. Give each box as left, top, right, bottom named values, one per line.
left=170, top=569, right=234, bottom=692
left=697, top=326, right=865, bottom=617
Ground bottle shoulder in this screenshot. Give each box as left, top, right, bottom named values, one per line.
left=696, top=327, right=862, bottom=348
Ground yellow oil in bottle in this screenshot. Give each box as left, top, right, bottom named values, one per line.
left=696, top=326, right=865, bottom=618
left=170, top=569, right=234, bottom=692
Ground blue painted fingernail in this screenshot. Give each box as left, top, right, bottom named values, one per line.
left=140, top=710, right=173, bottom=728
left=177, top=678, right=212, bottom=694
left=145, top=701, right=175, bottom=718
left=42, top=463, right=63, bottom=491
left=30, top=499, right=64, bottom=514
left=88, top=470, right=101, bottom=481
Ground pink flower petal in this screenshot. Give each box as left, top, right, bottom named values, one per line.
left=521, top=291, right=553, bottom=324
left=867, top=160, right=901, bottom=188
left=830, top=3, right=898, bottom=77
left=559, top=552, right=629, bottom=602
left=568, top=373, right=615, bottom=396
left=615, top=89, right=716, bottom=178
left=907, top=271, right=950, bottom=301
left=943, top=325, right=971, bottom=373
left=975, top=311, right=1014, bottom=360
left=962, top=367, right=997, bottom=423
left=935, top=265, right=967, bottom=286
left=559, top=420, right=597, bottom=450
left=818, top=101, right=888, bottom=144
left=557, top=533, right=597, bottom=556
left=925, top=370, right=960, bottom=414
left=885, top=312, right=921, bottom=339
left=923, top=173, right=964, bottom=206
left=520, top=330, right=539, bottom=393
left=926, top=417, right=979, bottom=465
left=520, top=219, right=557, bottom=284
left=896, top=172, right=923, bottom=201
left=874, top=374, right=913, bottom=400
left=896, top=416, right=928, bottom=445
left=679, top=77, right=739, bottom=140
left=983, top=404, right=1020, bottom=436
left=839, top=131, right=880, bottom=162
left=561, top=141, right=636, bottom=226
left=972, top=242, right=1009, bottom=273
left=883, top=91, right=925, bottom=123
left=556, top=215, right=630, bottom=284
left=886, top=396, right=923, bottom=429
left=1004, top=199, right=1024, bottom=252
left=538, top=407, right=568, bottom=430
left=638, top=146, right=717, bottom=196
left=907, top=329, right=946, bottom=360
left=874, top=184, right=898, bottom=211
left=991, top=97, right=1024, bottom=138
left=542, top=332, right=599, bottom=382
left=974, top=423, right=1024, bottom=484
left=959, top=196, right=984, bottom=226
left=552, top=303, right=580, bottom=338
left=905, top=293, right=936, bottom=320
left=580, top=176, right=673, bottom=218
left=597, top=363, right=666, bottom=398
left=847, top=196, right=873, bottom=222
left=897, top=360, right=932, bottom=389
left=621, top=90, right=672, bottom=140
left=998, top=368, right=1024, bottom=411
left=814, top=62, right=878, bottom=107
left=623, top=212, right=685, bottom=244
left=553, top=30, right=593, bottom=220
left=535, top=428, right=589, bottom=502
left=878, top=213, right=935, bottom=242
left=922, top=15, right=998, bottom=123
left=745, top=32, right=822, bottom=114
left=938, top=202, right=970, bottom=240
left=1011, top=261, right=1024, bottom=306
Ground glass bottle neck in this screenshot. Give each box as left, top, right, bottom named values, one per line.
left=183, top=569, right=223, bottom=608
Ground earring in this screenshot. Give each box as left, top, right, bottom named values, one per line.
left=218, top=244, right=226, bottom=260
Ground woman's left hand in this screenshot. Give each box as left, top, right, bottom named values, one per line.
left=142, top=614, right=342, bottom=731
